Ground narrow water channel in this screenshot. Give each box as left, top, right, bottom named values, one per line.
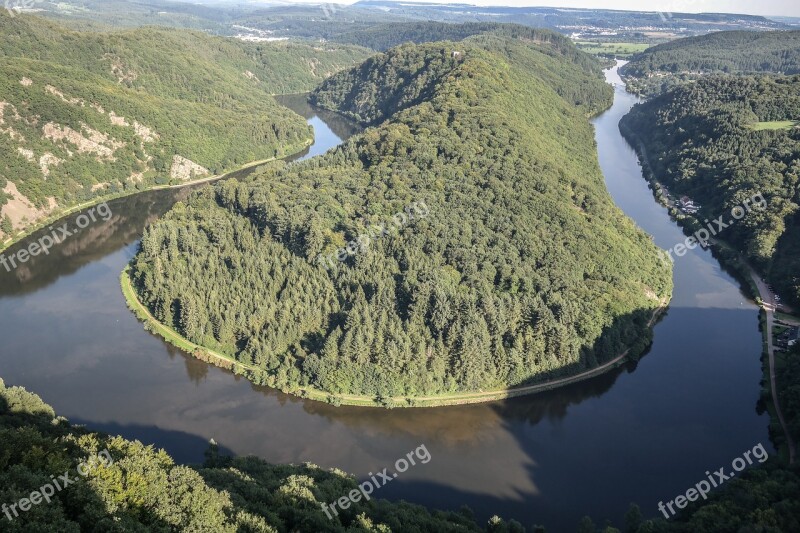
left=0, top=72, right=770, bottom=531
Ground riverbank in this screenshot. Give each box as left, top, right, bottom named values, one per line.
left=121, top=265, right=668, bottom=408
left=619, top=121, right=763, bottom=294
left=0, top=138, right=312, bottom=255
left=0, top=61, right=771, bottom=530
left=619, top=117, right=799, bottom=464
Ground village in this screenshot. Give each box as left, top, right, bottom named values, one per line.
left=676, top=195, right=700, bottom=214
left=775, top=325, right=800, bottom=350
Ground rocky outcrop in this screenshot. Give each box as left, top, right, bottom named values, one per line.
left=0, top=181, right=55, bottom=231
left=42, top=122, right=124, bottom=160
left=169, top=155, right=209, bottom=181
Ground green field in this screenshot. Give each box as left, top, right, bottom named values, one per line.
left=575, top=41, right=650, bottom=57
left=776, top=310, right=800, bottom=323
left=774, top=325, right=789, bottom=336
left=750, top=120, right=798, bottom=130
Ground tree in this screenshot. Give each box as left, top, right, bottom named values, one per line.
left=578, top=516, right=596, bottom=533
left=624, top=503, right=642, bottom=533
left=0, top=215, right=12, bottom=236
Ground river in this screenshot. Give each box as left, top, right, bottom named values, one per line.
left=0, top=69, right=770, bottom=531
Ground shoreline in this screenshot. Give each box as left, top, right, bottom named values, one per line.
left=619, top=118, right=799, bottom=463
left=117, top=61, right=670, bottom=409
left=0, top=138, right=312, bottom=255
left=121, top=265, right=668, bottom=408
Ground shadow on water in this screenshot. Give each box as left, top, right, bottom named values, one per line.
left=68, top=419, right=237, bottom=465
left=113, top=296, right=765, bottom=530
left=0, top=96, right=358, bottom=297
left=0, top=188, right=191, bottom=295
left=0, top=72, right=771, bottom=531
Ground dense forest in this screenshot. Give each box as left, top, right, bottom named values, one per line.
left=315, top=26, right=613, bottom=119
left=333, top=22, right=510, bottom=52
left=331, top=22, right=592, bottom=54
left=0, top=12, right=369, bottom=239
left=129, top=34, right=671, bottom=403
left=620, top=75, right=800, bottom=307
left=621, top=30, right=800, bottom=96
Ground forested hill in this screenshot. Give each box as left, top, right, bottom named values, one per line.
left=129, top=35, right=672, bottom=404
left=0, top=377, right=497, bottom=531
left=620, top=75, right=800, bottom=306
left=622, top=30, right=800, bottom=96
left=333, top=21, right=505, bottom=51
left=0, top=12, right=369, bottom=243
left=332, top=21, right=588, bottom=57
left=315, top=25, right=611, bottom=121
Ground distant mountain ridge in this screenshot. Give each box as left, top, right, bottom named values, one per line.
left=25, top=0, right=793, bottom=44
left=622, top=30, right=800, bottom=95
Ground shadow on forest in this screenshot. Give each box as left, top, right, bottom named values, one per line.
left=0, top=391, right=177, bottom=530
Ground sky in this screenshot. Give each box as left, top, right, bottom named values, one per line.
left=258, top=0, right=800, bottom=18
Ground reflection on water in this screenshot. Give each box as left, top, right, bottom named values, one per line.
left=0, top=79, right=771, bottom=530
left=275, top=93, right=361, bottom=160
left=0, top=189, right=190, bottom=295
left=0, top=94, right=355, bottom=294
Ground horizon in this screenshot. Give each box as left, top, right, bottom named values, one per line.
left=232, top=0, right=800, bottom=20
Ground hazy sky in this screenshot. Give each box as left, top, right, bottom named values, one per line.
left=277, top=0, right=800, bottom=18
left=434, top=0, right=799, bottom=18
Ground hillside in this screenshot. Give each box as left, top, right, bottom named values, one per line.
left=330, top=21, right=569, bottom=52
left=0, top=12, right=370, bottom=243
left=622, top=30, right=800, bottom=96
left=0, top=377, right=499, bottom=531
left=236, top=41, right=373, bottom=95
left=620, top=75, right=800, bottom=307
left=128, top=35, right=671, bottom=405
left=316, top=25, right=612, bottom=119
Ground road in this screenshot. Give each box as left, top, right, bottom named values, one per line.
left=749, top=267, right=796, bottom=464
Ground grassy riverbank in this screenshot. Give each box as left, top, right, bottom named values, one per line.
left=121, top=265, right=667, bottom=408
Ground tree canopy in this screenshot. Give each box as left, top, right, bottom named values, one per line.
left=622, top=30, right=800, bottom=96
left=130, top=34, right=671, bottom=403
left=621, top=74, right=800, bottom=307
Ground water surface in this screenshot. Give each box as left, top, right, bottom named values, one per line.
left=0, top=74, right=770, bottom=530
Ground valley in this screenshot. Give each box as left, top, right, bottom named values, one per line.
left=0, top=60, right=776, bottom=530
left=2, top=3, right=800, bottom=531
